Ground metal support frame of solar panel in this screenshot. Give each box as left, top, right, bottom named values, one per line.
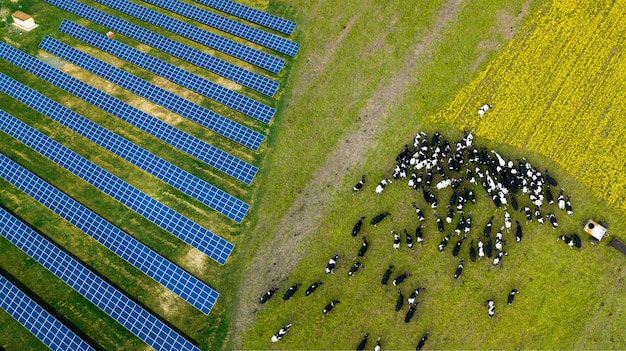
left=192, top=0, right=296, bottom=36
left=0, top=112, right=233, bottom=269
left=40, top=37, right=268, bottom=146
left=59, top=20, right=275, bottom=124
left=0, top=275, right=95, bottom=351
left=0, top=205, right=200, bottom=351
left=44, top=0, right=278, bottom=97
left=91, top=0, right=285, bottom=73
left=141, top=0, right=298, bottom=57
left=0, top=73, right=248, bottom=223
left=0, top=41, right=258, bottom=184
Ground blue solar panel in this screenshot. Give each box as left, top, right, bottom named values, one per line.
left=44, top=0, right=279, bottom=97
left=92, top=0, right=285, bottom=73
left=0, top=111, right=234, bottom=268
left=58, top=20, right=276, bottom=124
left=40, top=37, right=268, bottom=144
left=0, top=276, right=94, bottom=351
left=0, top=148, right=221, bottom=315
left=142, top=0, right=299, bottom=57
left=192, top=0, right=296, bottom=35
left=0, top=73, right=249, bottom=223
left=0, top=41, right=259, bottom=184
left=0, top=206, right=201, bottom=351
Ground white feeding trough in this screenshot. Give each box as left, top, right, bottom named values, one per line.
left=584, top=219, right=607, bottom=244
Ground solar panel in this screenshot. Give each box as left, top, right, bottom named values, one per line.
left=0, top=205, right=201, bottom=351
left=0, top=72, right=249, bottom=223
left=191, top=0, right=296, bottom=36
left=0, top=275, right=95, bottom=351
left=91, top=0, right=285, bottom=73
left=44, top=0, right=279, bottom=96
left=0, top=41, right=259, bottom=184
left=142, top=0, right=299, bottom=57
left=40, top=37, right=269, bottom=145
left=0, top=111, right=233, bottom=269
left=58, top=20, right=275, bottom=124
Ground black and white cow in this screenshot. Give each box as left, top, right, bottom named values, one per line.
left=484, top=300, right=495, bottom=318
left=259, top=287, right=279, bottom=304
left=283, top=284, right=302, bottom=301
left=405, top=229, right=414, bottom=249
left=557, top=189, right=566, bottom=210
left=353, top=175, right=365, bottom=192
left=305, top=282, right=324, bottom=296
left=357, top=236, right=369, bottom=258
left=352, top=217, right=366, bottom=236
left=415, top=225, right=424, bottom=244
left=407, top=287, right=426, bottom=304
left=452, top=237, right=466, bottom=257
left=493, top=251, right=508, bottom=266
left=374, top=337, right=381, bottom=351
left=348, top=262, right=364, bottom=277
left=395, top=289, right=404, bottom=311
left=412, top=203, right=425, bottom=222
left=376, top=179, right=392, bottom=194
left=453, top=259, right=464, bottom=279
left=478, top=103, right=492, bottom=118
left=325, top=255, right=340, bottom=274
left=271, top=323, right=292, bottom=342
left=392, top=231, right=401, bottom=250
left=507, top=289, right=520, bottom=305
left=356, top=334, right=369, bottom=351
left=548, top=213, right=558, bottom=228
left=477, top=238, right=485, bottom=258
left=323, top=300, right=340, bottom=314
left=438, top=234, right=451, bottom=252
left=515, top=220, right=523, bottom=243
left=565, top=195, right=573, bottom=216
left=435, top=213, right=444, bottom=232
left=416, top=331, right=430, bottom=350
left=371, top=212, right=391, bottom=226
left=522, top=207, right=532, bottom=223
left=393, top=273, right=412, bottom=286
left=405, top=304, right=417, bottom=323
left=484, top=216, right=494, bottom=237
left=505, top=211, right=512, bottom=231
left=557, top=234, right=575, bottom=248
left=446, top=206, right=455, bottom=224
left=535, top=206, right=544, bottom=225
left=381, top=265, right=394, bottom=285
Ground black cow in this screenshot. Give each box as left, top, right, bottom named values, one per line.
left=416, top=331, right=430, bottom=350
left=405, top=304, right=417, bottom=323
left=323, top=300, right=340, bottom=314
left=356, top=334, right=369, bottom=351
left=435, top=213, right=444, bottom=232
left=452, top=237, right=466, bottom=257
left=507, top=289, right=520, bottom=305
left=381, top=265, right=394, bottom=285
left=371, top=212, right=391, bottom=226
left=353, top=175, right=365, bottom=192
left=395, top=289, right=404, bottom=311
left=545, top=169, right=558, bottom=186
left=352, top=217, right=366, bottom=236
left=515, top=220, right=523, bottom=243
left=283, top=284, right=301, bottom=301
left=485, top=238, right=493, bottom=258
left=510, top=195, right=519, bottom=211
left=469, top=240, right=477, bottom=262
left=572, top=233, right=581, bottom=248
left=348, top=262, right=364, bottom=277
left=453, top=259, right=464, bottom=279
left=546, top=185, right=554, bottom=205
left=325, top=255, right=340, bottom=274
left=357, top=236, right=369, bottom=258
left=259, top=287, right=278, bottom=304
left=305, top=282, right=323, bottom=296
left=484, top=216, right=494, bottom=237
left=393, top=273, right=412, bottom=286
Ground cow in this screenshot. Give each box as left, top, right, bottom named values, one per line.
left=271, top=323, right=292, bottom=342
left=469, top=240, right=477, bottom=262
left=535, top=207, right=544, bottom=225
left=259, top=287, right=278, bottom=304
left=565, top=195, right=573, bottom=216
left=374, top=337, right=382, bottom=351
left=416, top=331, right=430, bottom=350
left=495, top=228, right=504, bottom=251
left=438, top=234, right=451, bottom=252
left=392, top=231, right=401, bottom=250
left=452, top=237, right=466, bottom=257
left=545, top=169, right=558, bottom=186
left=477, top=238, right=485, bottom=258
left=348, top=262, right=364, bottom=276
left=446, top=206, right=455, bottom=223
left=393, top=273, right=412, bottom=286
left=546, top=185, right=554, bottom=205
left=375, top=179, right=392, bottom=194
left=357, top=236, right=369, bottom=258
left=453, top=259, right=464, bottom=279
left=485, top=238, right=493, bottom=258
left=323, top=300, right=340, bottom=314
left=557, top=234, right=575, bottom=248
left=484, top=216, right=494, bottom=237
left=557, top=189, right=566, bottom=210
left=325, top=255, right=340, bottom=274
left=395, top=289, right=404, bottom=311
left=522, top=207, right=532, bottom=223
left=412, top=203, right=425, bottom=222
left=505, top=211, right=512, bottom=231
left=493, top=251, right=508, bottom=265
left=572, top=233, right=581, bottom=248
left=484, top=300, right=495, bottom=318
left=548, top=213, right=558, bottom=228
left=371, top=212, right=391, bottom=226
left=283, top=284, right=302, bottom=301
left=405, top=304, right=417, bottom=323
left=405, top=229, right=414, bottom=249
left=356, top=334, right=369, bottom=351
left=478, top=103, right=492, bottom=118
left=381, top=265, right=394, bottom=285
left=352, top=217, right=366, bottom=236
left=408, top=287, right=426, bottom=304
left=415, top=225, right=424, bottom=243
left=353, top=175, right=365, bottom=192
left=305, top=282, right=324, bottom=296
left=515, top=220, right=523, bottom=243
left=435, top=213, right=444, bottom=232
left=507, top=289, right=520, bottom=305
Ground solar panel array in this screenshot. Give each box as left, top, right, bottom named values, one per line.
left=0, top=41, right=259, bottom=184
left=44, top=0, right=279, bottom=96
left=40, top=37, right=268, bottom=144
left=191, top=0, right=296, bottom=35
left=0, top=204, right=201, bottom=351
left=0, top=72, right=249, bottom=223
left=92, top=0, right=284, bottom=73
left=58, top=20, right=275, bottom=124
left=0, top=275, right=95, bottom=351
left=0, top=111, right=233, bottom=268
left=142, top=0, right=299, bottom=57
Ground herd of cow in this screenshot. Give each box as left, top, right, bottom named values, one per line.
left=259, top=130, right=580, bottom=349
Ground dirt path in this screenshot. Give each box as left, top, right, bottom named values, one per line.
left=229, top=1, right=466, bottom=347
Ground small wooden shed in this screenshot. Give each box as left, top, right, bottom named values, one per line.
left=12, top=11, right=39, bottom=31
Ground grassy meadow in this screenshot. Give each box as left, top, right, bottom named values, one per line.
left=0, top=0, right=624, bottom=350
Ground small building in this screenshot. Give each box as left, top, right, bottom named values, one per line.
left=12, top=11, right=39, bottom=31
left=584, top=219, right=607, bottom=244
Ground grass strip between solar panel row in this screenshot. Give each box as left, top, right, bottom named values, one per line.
left=39, top=36, right=265, bottom=148
left=57, top=20, right=276, bottom=124
left=44, top=0, right=280, bottom=96
left=0, top=203, right=201, bottom=351
left=0, top=72, right=249, bottom=223
left=142, top=0, right=299, bottom=57
left=0, top=41, right=259, bottom=184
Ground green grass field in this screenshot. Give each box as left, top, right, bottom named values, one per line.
left=1, top=0, right=625, bottom=350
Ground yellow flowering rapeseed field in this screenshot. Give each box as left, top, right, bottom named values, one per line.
left=435, top=0, right=626, bottom=212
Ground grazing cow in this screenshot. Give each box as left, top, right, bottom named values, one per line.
left=413, top=203, right=425, bottom=222
left=510, top=195, right=519, bottom=211
left=484, top=300, right=495, bottom=318
left=405, top=229, right=414, bottom=249
left=572, top=233, right=581, bottom=248
left=464, top=212, right=472, bottom=234
left=356, top=334, right=369, bottom=350
left=357, top=236, right=369, bottom=258
left=371, top=212, right=391, bottom=226
left=478, top=103, right=492, bottom=118
left=416, top=331, right=430, bottom=350
left=455, top=214, right=465, bottom=235
left=305, top=282, right=324, bottom=296
left=485, top=238, right=493, bottom=258
left=393, top=273, right=412, bottom=286
left=259, top=287, right=279, bottom=304
left=453, top=259, right=464, bottom=279
left=271, top=323, right=292, bottom=342
left=381, top=265, right=394, bottom=285
left=408, top=287, right=426, bottom=304
left=493, top=251, right=508, bottom=265
left=325, top=255, right=340, bottom=274
left=395, top=289, right=404, bottom=311
left=283, top=284, right=302, bottom=301
left=484, top=216, right=494, bottom=237
left=545, top=169, right=558, bottom=186
left=348, top=262, right=364, bottom=277
left=548, top=213, right=558, bottom=228
left=452, top=237, right=466, bottom=257
left=535, top=207, right=544, bottom=225
left=557, top=234, right=575, bottom=248
left=522, top=207, right=532, bottom=223
left=469, top=240, right=477, bottom=262
left=376, top=179, right=392, bottom=194
left=435, top=213, right=444, bottom=232
left=446, top=206, right=454, bottom=223
left=468, top=189, right=476, bottom=204
left=352, top=217, right=366, bottom=236
left=505, top=211, right=512, bottom=231
left=565, top=195, right=573, bottom=216
left=353, top=175, right=365, bottom=192
left=557, top=189, right=566, bottom=210
left=546, top=186, right=554, bottom=205
left=415, top=225, right=424, bottom=243
left=374, top=337, right=381, bottom=351
left=515, top=220, right=523, bottom=243
left=438, top=234, right=451, bottom=252
left=507, top=289, right=520, bottom=305
left=477, top=238, right=485, bottom=258
left=392, top=231, right=401, bottom=251
left=405, top=304, right=417, bottom=323
left=323, top=300, right=340, bottom=314
left=423, top=188, right=438, bottom=209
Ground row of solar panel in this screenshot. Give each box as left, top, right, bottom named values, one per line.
left=58, top=20, right=276, bottom=124
left=44, top=0, right=280, bottom=97
left=0, top=41, right=259, bottom=184
left=0, top=73, right=249, bottom=223
left=0, top=204, right=201, bottom=351
left=142, top=0, right=299, bottom=57
left=191, top=0, right=296, bottom=35
left=0, top=275, right=94, bottom=351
